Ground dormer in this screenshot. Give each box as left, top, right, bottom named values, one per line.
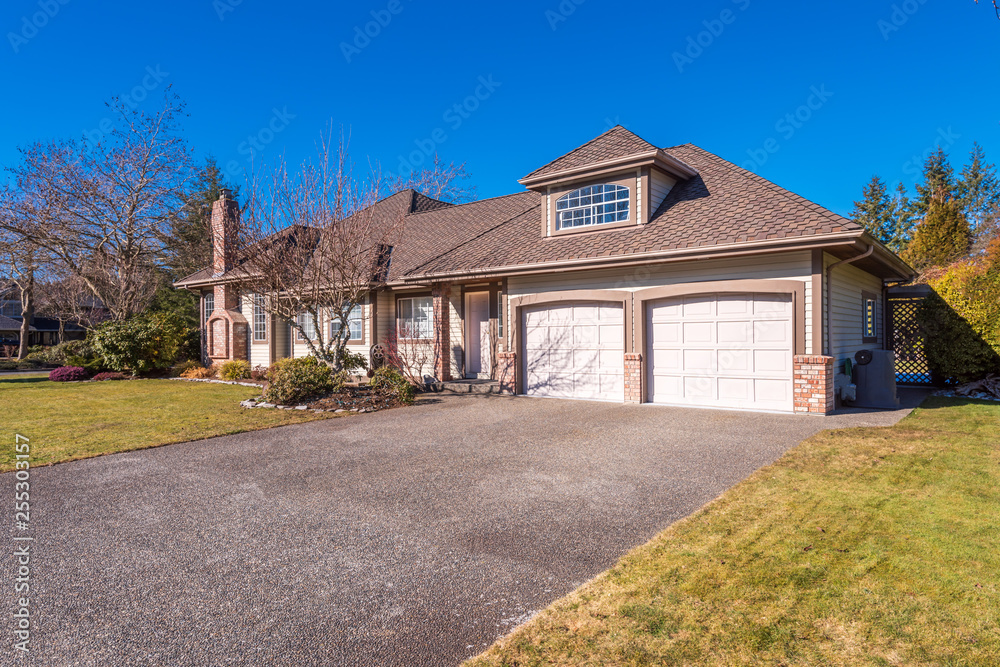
left=519, top=126, right=698, bottom=238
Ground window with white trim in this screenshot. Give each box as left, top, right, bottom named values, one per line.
left=398, top=296, right=433, bottom=339
left=296, top=311, right=318, bottom=341
left=862, top=292, right=878, bottom=342
left=252, top=294, right=267, bottom=341
left=203, top=293, right=215, bottom=325
left=556, top=184, right=630, bottom=230
left=330, top=304, right=363, bottom=342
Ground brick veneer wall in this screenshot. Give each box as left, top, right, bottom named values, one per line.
left=497, top=351, right=516, bottom=394
left=624, top=353, right=642, bottom=403
left=793, top=355, right=835, bottom=415
left=432, top=284, right=451, bottom=382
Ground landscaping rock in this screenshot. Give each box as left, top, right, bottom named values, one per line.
left=335, top=409, right=346, bottom=414
left=295, top=405, right=308, bottom=411
left=258, top=403, right=275, bottom=409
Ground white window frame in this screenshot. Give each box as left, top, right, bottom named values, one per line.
left=252, top=294, right=267, bottom=341
left=330, top=303, right=364, bottom=343
left=556, top=184, right=630, bottom=230
left=296, top=311, right=318, bottom=341
left=398, top=296, right=434, bottom=340
left=203, top=293, right=215, bottom=325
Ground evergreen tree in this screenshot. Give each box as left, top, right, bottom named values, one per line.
left=850, top=175, right=896, bottom=247
left=161, top=157, right=234, bottom=281
left=891, top=182, right=916, bottom=252
left=904, top=188, right=972, bottom=270
left=957, top=142, right=1000, bottom=238
left=911, top=147, right=956, bottom=218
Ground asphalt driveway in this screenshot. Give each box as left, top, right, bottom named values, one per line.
left=1, top=393, right=923, bottom=666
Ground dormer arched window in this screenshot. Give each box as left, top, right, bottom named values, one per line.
left=555, top=184, right=630, bottom=230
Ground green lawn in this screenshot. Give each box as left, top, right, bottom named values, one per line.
left=0, top=377, right=335, bottom=471
left=466, top=397, right=1000, bottom=666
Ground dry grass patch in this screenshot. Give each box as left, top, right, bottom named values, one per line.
left=466, top=397, right=1000, bottom=666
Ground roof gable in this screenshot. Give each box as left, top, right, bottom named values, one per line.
left=521, top=126, right=658, bottom=181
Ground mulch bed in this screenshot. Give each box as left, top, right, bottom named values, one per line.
left=305, top=385, right=405, bottom=413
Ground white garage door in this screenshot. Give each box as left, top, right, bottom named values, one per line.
left=647, top=293, right=794, bottom=411
left=523, top=301, right=624, bottom=401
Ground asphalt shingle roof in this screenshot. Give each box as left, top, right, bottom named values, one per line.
left=521, top=126, right=658, bottom=181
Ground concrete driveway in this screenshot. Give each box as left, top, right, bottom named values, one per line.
left=1, top=393, right=922, bottom=666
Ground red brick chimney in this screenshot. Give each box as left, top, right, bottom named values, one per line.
left=211, top=188, right=239, bottom=276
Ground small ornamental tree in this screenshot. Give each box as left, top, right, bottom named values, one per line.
left=231, top=129, right=405, bottom=372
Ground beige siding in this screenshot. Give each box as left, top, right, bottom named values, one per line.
left=289, top=299, right=371, bottom=361
left=825, top=252, right=884, bottom=368
left=508, top=251, right=815, bottom=355
left=449, top=291, right=464, bottom=378
left=376, top=290, right=394, bottom=346
left=649, top=170, right=677, bottom=215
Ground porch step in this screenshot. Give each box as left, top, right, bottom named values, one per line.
left=425, top=379, right=501, bottom=395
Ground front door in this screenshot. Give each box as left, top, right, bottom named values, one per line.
left=465, top=292, right=491, bottom=379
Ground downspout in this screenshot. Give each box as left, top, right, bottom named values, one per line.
left=824, top=245, right=874, bottom=356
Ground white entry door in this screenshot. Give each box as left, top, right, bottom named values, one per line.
left=647, top=293, right=794, bottom=411
left=523, top=301, right=624, bottom=401
left=465, top=291, right=491, bottom=379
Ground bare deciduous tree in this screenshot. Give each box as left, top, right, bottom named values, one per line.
left=383, top=153, right=477, bottom=204
left=232, top=130, right=405, bottom=371
left=0, top=238, right=39, bottom=360
left=1, top=91, right=192, bottom=321
left=36, top=271, right=107, bottom=342
left=975, top=0, right=1000, bottom=19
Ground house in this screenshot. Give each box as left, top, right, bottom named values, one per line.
left=174, top=126, right=915, bottom=415
left=0, top=282, right=95, bottom=347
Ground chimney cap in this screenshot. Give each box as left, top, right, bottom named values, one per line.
left=219, top=187, right=233, bottom=200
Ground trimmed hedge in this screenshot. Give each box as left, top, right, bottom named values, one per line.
left=219, top=360, right=252, bottom=381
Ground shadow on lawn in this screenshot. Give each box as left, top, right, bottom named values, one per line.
left=0, top=375, right=50, bottom=385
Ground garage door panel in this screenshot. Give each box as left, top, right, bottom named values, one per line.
left=754, top=319, right=791, bottom=345
left=718, top=377, right=752, bottom=401
left=683, top=297, right=714, bottom=316
left=718, top=349, right=752, bottom=373
left=718, top=320, right=752, bottom=344
left=754, top=349, right=790, bottom=374
left=648, top=292, right=794, bottom=412
left=524, top=301, right=624, bottom=402
left=683, top=321, right=714, bottom=344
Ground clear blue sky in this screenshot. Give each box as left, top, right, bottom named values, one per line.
left=1, top=0, right=998, bottom=216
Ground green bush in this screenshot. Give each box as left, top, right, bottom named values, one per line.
left=922, top=250, right=1000, bottom=384
left=91, top=312, right=195, bottom=375
left=263, top=356, right=334, bottom=405
left=369, top=366, right=415, bottom=404
left=338, top=348, right=369, bottom=375
left=171, top=360, right=204, bottom=378
left=219, top=360, right=252, bottom=381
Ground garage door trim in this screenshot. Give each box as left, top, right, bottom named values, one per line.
left=510, top=289, right=633, bottom=396
left=635, top=280, right=806, bottom=405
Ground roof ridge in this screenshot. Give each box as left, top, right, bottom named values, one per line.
left=668, top=144, right=860, bottom=230
left=404, top=190, right=535, bottom=218
left=521, top=125, right=657, bottom=181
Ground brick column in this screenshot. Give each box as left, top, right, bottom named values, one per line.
left=793, top=355, right=835, bottom=415
left=497, top=351, right=516, bottom=395
left=432, top=284, right=451, bottom=382
left=624, top=353, right=643, bottom=403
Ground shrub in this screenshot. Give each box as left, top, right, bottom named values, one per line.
left=180, top=364, right=218, bottom=379
left=92, top=372, right=128, bottom=382
left=172, top=360, right=204, bottom=377
left=49, top=366, right=89, bottom=382
left=263, top=356, right=334, bottom=405
left=250, top=365, right=268, bottom=382
left=338, top=348, right=369, bottom=375
left=369, top=366, right=415, bottom=404
left=219, top=359, right=252, bottom=381
left=921, top=249, right=1000, bottom=384
left=91, top=312, right=195, bottom=375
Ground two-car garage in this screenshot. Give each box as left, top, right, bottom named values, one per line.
left=516, top=288, right=798, bottom=412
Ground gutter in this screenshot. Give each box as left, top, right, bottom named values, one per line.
left=824, top=244, right=874, bottom=356
left=393, top=231, right=864, bottom=285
